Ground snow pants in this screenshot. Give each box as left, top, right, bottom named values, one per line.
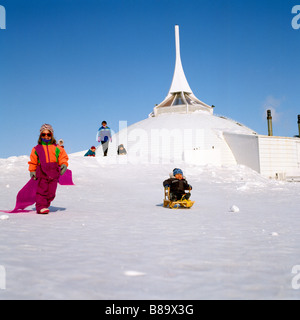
left=36, top=177, right=58, bottom=211
left=170, top=192, right=191, bottom=201
left=101, top=141, right=109, bottom=156
left=35, top=158, right=60, bottom=212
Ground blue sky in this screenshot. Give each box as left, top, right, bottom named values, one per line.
left=0, top=0, right=300, bottom=158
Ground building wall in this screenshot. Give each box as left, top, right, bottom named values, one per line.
left=258, top=136, right=300, bottom=179
left=223, top=132, right=260, bottom=172
left=224, top=132, right=300, bottom=180
left=154, top=105, right=213, bottom=116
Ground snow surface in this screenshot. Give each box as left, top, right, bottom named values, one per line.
left=1, top=154, right=300, bottom=300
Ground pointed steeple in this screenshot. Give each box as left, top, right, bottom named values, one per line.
left=168, top=25, right=193, bottom=95
left=153, top=25, right=213, bottom=117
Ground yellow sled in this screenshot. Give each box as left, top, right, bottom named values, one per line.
left=163, top=187, right=195, bottom=209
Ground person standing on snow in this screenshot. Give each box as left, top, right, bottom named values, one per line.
left=97, top=121, right=112, bottom=157
left=28, top=124, right=69, bottom=214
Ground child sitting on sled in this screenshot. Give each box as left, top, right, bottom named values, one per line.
left=28, top=124, right=69, bottom=214
left=163, top=168, right=192, bottom=201
left=84, top=146, right=96, bottom=157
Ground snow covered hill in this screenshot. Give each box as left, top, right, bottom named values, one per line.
left=0, top=154, right=300, bottom=299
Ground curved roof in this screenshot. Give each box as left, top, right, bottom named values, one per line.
left=109, top=113, right=257, bottom=165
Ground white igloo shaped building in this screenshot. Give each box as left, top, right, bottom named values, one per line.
left=109, top=113, right=256, bottom=166
left=100, top=26, right=300, bottom=180
left=106, top=25, right=257, bottom=166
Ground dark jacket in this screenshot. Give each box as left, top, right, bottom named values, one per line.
left=163, top=177, right=192, bottom=195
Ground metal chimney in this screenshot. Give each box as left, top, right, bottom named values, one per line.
left=267, top=110, right=273, bottom=136
left=298, top=115, right=300, bottom=137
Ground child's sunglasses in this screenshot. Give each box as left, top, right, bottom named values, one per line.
left=41, top=133, right=52, bottom=138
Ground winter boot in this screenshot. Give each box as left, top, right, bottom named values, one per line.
left=37, top=208, right=50, bottom=214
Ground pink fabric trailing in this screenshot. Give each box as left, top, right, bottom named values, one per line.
left=1, top=170, right=74, bottom=214
left=1, top=179, right=38, bottom=213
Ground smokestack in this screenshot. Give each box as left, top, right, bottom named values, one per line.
left=267, top=110, right=273, bottom=136
left=298, top=115, right=300, bottom=137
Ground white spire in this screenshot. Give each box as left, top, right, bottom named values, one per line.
left=152, top=25, right=213, bottom=117
left=168, top=25, right=193, bottom=95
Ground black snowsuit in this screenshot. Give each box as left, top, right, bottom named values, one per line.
left=163, top=177, right=192, bottom=201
